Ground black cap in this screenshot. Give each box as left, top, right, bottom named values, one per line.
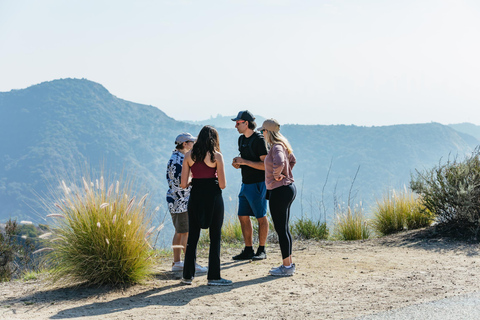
left=232, top=110, right=255, bottom=123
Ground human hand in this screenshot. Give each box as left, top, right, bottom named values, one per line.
left=275, top=174, right=285, bottom=181
left=232, top=157, right=245, bottom=167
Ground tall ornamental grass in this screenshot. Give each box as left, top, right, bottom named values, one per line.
left=333, top=205, right=370, bottom=241
left=42, top=176, right=159, bottom=285
left=372, top=189, right=433, bottom=236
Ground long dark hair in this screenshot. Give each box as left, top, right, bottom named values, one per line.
left=191, top=125, right=220, bottom=163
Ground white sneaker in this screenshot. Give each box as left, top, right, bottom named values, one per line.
left=195, top=263, right=208, bottom=274
left=172, top=261, right=184, bottom=272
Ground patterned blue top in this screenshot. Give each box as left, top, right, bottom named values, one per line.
left=166, top=150, right=191, bottom=214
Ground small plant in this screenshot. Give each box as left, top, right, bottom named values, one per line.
left=291, top=218, right=329, bottom=240
left=42, top=175, right=159, bottom=285
left=333, top=205, right=370, bottom=241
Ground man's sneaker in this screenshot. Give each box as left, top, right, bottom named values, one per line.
left=207, top=278, right=233, bottom=286
left=232, top=249, right=254, bottom=260
left=252, top=251, right=267, bottom=261
left=172, top=261, right=184, bottom=272
left=195, top=263, right=208, bottom=274
left=269, top=263, right=295, bottom=277
left=181, top=278, right=193, bottom=285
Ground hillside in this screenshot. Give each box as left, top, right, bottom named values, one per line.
left=449, top=123, right=480, bottom=142
left=1, top=79, right=478, bottom=239
left=0, top=79, right=203, bottom=225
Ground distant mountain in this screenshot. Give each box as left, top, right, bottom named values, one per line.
left=1, top=79, right=478, bottom=241
left=184, top=114, right=267, bottom=129
left=449, top=123, right=480, bottom=142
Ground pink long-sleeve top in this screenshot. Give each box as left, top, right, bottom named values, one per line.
left=264, top=143, right=296, bottom=190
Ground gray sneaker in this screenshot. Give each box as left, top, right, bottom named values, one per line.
left=181, top=278, right=193, bottom=285
left=269, top=264, right=295, bottom=277
left=207, top=278, right=233, bottom=286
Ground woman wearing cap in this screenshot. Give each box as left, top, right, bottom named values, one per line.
left=166, top=132, right=207, bottom=274
left=259, top=119, right=297, bottom=276
left=180, top=125, right=231, bottom=286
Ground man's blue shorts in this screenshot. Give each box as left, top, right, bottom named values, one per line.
left=238, top=182, right=267, bottom=219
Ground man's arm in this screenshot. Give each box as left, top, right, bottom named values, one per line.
left=232, top=155, right=266, bottom=170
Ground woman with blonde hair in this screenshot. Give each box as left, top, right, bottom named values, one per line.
left=259, top=119, right=297, bottom=276
left=180, top=125, right=232, bottom=286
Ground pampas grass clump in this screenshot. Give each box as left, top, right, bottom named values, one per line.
left=43, top=176, right=158, bottom=286
left=333, top=205, right=370, bottom=241
left=372, top=189, right=433, bottom=236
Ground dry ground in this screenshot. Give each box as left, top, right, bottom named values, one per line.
left=1, top=229, right=480, bottom=320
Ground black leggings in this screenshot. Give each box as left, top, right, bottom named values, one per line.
left=183, top=179, right=224, bottom=280
left=269, top=184, right=296, bottom=260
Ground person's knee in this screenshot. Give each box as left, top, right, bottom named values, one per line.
left=238, top=215, right=252, bottom=224
left=257, top=216, right=268, bottom=224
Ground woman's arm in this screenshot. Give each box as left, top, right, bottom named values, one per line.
left=272, top=144, right=286, bottom=181
left=289, top=153, right=296, bottom=169
left=180, top=152, right=192, bottom=189
left=215, top=152, right=227, bottom=189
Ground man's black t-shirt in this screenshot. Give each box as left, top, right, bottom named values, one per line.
left=238, top=132, right=268, bottom=184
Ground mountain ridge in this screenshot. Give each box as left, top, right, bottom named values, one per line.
left=1, top=79, right=478, bottom=239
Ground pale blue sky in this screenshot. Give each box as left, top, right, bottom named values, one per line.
left=1, top=0, right=479, bottom=126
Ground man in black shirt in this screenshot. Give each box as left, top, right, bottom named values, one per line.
left=231, top=110, right=269, bottom=260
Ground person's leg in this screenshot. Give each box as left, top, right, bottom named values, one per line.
left=252, top=182, right=268, bottom=248
left=239, top=215, right=253, bottom=247
left=233, top=184, right=255, bottom=260
left=183, top=209, right=200, bottom=280
left=257, top=216, right=269, bottom=247
left=172, top=232, right=187, bottom=262
left=208, top=194, right=224, bottom=280
left=172, top=211, right=189, bottom=263
left=180, top=233, right=188, bottom=256
left=237, top=184, right=254, bottom=247
left=269, top=185, right=295, bottom=265
left=285, top=184, right=296, bottom=262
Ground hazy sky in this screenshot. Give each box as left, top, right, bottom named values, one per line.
left=1, top=0, right=479, bottom=126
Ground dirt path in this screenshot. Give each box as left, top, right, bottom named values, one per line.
left=1, top=230, right=480, bottom=319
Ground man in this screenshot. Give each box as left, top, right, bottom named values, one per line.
left=231, top=110, right=269, bottom=260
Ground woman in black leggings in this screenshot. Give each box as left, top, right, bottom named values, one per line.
left=259, top=119, right=297, bottom=277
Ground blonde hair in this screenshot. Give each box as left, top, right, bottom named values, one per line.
left=265, top=130, right=293, bottom=154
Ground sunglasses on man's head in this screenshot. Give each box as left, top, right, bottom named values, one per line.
left=235, top=121, right=246, bottom=125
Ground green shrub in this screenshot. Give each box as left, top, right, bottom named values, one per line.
left=0, top=219, right=36, bottom=282
left=333, top=206, right=370, bottom=240
left=411, top=148, right=480, bottom=239
left=291, top=218, right=329, bottom=240
left=42, top=175, right=157, bottom=285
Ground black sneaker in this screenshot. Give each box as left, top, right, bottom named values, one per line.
left=252, top=251, right=267, bottom=261
left=232, top=249, right=254, bottom=260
